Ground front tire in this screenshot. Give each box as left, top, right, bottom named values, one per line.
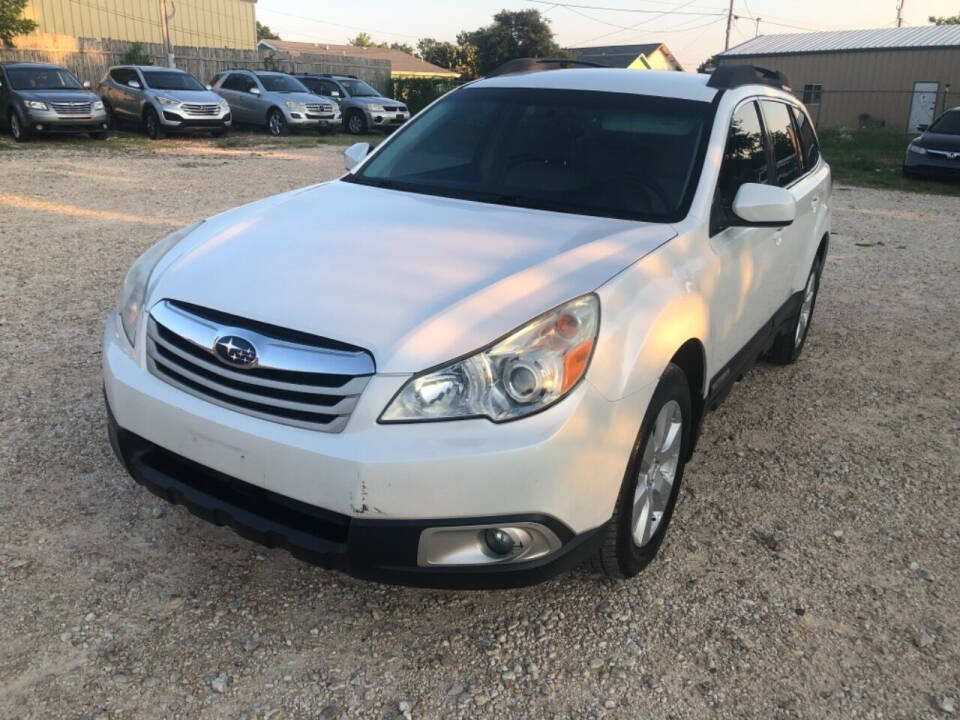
left=144, top=108, right=163, bottom=140
left=345, top=111, right=367, bottom=135
left=767, top=255, right=822, bottom=365
left=9, top=110, right=29, bottom=142
left=592, top=363, right=692, bottom=579
left=267, top=109, right=288, bottom=136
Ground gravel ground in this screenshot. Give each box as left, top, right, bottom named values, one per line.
left=1, top=139, right=958, bottom=720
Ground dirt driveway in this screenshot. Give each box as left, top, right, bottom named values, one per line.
left=1, top=138, right=958, bottom=720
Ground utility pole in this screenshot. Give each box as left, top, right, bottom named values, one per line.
left=724, top=0, right=735, bottom=50
left=159, top=0, right=175, bottom=67
left=896, top=0, right=905, bottom=27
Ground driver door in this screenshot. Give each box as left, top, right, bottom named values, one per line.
left=708, top=99, right=784, bottom=371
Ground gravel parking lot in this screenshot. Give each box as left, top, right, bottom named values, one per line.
left=1, top=138, right=958, bottom=720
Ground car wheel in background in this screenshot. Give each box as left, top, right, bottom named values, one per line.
left=592, top=363, right=691, bottom=579
left=767, top=255, right=822, bottom=365
left=102, top=101, right=116, bottom=130
left=9, top=111, right=29, bottom=142
left=345, top=111, right=367, bottom=135
left=144, top=108, right=163, bottom=140
left=89, top=131, right=108, bottom=140
left=267, top=109, right=288, bottom=137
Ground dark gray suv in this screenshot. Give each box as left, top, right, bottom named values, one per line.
left=0, top=62, right=108, bottom=141
left=293, top=73, right=409, bottom=135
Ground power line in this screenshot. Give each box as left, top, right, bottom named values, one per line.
left=568, top=0, right=707, bottom=47
left=526, top=0, right=726, bottom=17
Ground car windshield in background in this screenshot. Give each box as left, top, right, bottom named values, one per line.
left=347, top=87, right=714, bottom=222
left=257, top=74, right=308, bottom=93
left=141, top=71, right=205, bottom=91
left=340, top=79, right=379, bottom=97
left=6, top=67, right=83, bottom=91
left=928, top=111, right=960, bottom=135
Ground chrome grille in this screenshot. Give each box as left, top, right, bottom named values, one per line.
left=146, top=300, right=374, bottom=432
left=305, top=103, right=335, bottom=114
left=385, top=106, right=404, bottom=112
left=181, top=103, right=220, bottom=115
left=51, top=101, right=92, bottom=115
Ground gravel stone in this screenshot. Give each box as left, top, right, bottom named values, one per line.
left=1, top=143, right=958, bottom=719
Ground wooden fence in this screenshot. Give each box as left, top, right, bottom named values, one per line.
left=0, top=35, right=392, bottom=93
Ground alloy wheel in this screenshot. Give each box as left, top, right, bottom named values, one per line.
left=632, top=399, right=683, bottom=547
left=10, top=113, right=21, bottom=140
left=268, top=112, right=283, bottom=136
left=349, top=114, right=362, bottom=134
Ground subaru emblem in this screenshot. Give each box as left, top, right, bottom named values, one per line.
left=214, top=335, right=258, bottom=367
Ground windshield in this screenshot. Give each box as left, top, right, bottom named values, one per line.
left=928, top=110, right=960, bottom=135
left=339, top=79, right=379, bottom=97
left=6, top=67, right=83, bottom=91
left=346, top=87, right=713, bottom=222
left=257, top=74, right=308, bottom=93
left=142, top=70, right=205, bottom=91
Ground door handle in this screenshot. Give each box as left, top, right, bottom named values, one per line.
left=811, top=195, right=820, bottom=205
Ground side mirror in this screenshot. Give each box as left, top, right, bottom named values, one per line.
left=206, top=84, right=213, bottom=91
left=331, top=90, right=341, bottom=98
left=249, top=87, right=261, bottom=96
left=916, top=124, right=929, bottom=132
left=344, top=142, right=371, bottom=171
left=127, top=80, right=141, bottom=89
left=83, top=80, right=92, bottom=89
left=730, top=183, right=796, bottom=227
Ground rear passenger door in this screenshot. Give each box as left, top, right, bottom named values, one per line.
left=708, top=100, right=785, bottom=369
left=107, top=68, right=139, bottom=119
left=218, top=73, right=255, bottom=123
left=759, top=99, right=823, bottom=293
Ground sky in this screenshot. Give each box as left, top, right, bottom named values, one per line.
left=254, top=0, right=960, bottom=71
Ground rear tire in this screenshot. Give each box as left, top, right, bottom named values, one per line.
left=144, top=108, right=163, bottom=140
left=9, top=110, right=29, bottom=142
left=767, top=255, right=822, bottom=365
left=592, top=363, right=692, bottom=579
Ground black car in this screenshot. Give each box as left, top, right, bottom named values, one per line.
left=0, top=62, right=109, bottom=141
left=904, top=107, right=960, bottom=179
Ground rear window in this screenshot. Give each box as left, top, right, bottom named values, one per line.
left=793, top=107, right=820, bottom=169
left=346, top=87, right=715, bottom=223
left=761, top=100, right=803, bottom=187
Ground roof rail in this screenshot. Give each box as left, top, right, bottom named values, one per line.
left=706, top=64, right=791, bottom=92
left=486, top=57, right=607, bottom=78
left=292, top=72, right=358, bottom=79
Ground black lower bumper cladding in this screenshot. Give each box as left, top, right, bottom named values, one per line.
left=106, top=401, right=602, bottom=588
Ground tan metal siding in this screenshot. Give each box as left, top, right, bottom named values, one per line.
left=23, top=0, right=255, bottom=49
left=717, top=48, right=960, bottom=131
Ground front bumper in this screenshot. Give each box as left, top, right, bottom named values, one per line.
left=159, top=110, right=232, bottom=129
left=26, top=108, right=108, bottom=134
left=103, top=312, right=645, bottom=587
left=367, top=110, right=410, bottom=127
left=904, top=148, right=960, bottom=179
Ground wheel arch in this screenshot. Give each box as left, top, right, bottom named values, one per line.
left=266, top=105, right=283, bottom=123
left=668, top=338, right=707, bottom=460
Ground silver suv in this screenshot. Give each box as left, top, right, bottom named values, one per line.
left=211, top=70, right=339, bottom=136
left=99, top=66, right=231, bottom=139
left=293, top=73, right=409, bottom=135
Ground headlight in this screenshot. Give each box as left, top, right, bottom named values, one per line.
left=25, top=100, right=48, bottom=111
left=909, top=143, right=927, bottom=155
left=93, top=100, right=104, bottom=111
left=155, top=96, right=180, bottom=106
left=118, top=222, right=202, bottom=346
left=380, top=294, right=600, bottom=423
left=285, top=101, right=306, bottom=111
left=366, top=103, right=385, bottom=112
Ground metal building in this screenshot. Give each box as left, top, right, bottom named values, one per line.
left=21, top=0, right=257, bottom=50
left=716, top=26, right=960, bottom=132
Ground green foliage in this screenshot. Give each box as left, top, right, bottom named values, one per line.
left=0, top=0, right=37, bottom=48
left=349, top=32, right=379, bottom=48
left=456, top=9, right=566, bottom=77
left=389, top=41, right=414, bottom=54
left=697, top=56, right=717, bottom=74
left=257, top=21, right=280, bottom=40
left=818, top=127, right=960, bottom=196
left=261, top=53, right=286, bottom=72
left=121, top=42, right=153, bottom=66
left=391, top=76, right=461, bottom=114
left=929, top=11, right=960, bottom=24
left=417, top=37, right=474, bottom=76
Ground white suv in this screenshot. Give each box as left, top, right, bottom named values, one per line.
left=103, top=63, right=830, bottom=588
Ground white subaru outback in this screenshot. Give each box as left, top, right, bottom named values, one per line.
left=103, top=62, right=830, bottom=588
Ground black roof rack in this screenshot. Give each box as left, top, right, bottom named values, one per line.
left=706, top=64, right=791, bottom=92
left=290, top=72, right=358, bottom=79
left=486, top=57, right=608, bottom=78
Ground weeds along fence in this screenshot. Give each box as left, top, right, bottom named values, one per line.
left=0, top=35, right=391, bottom=94
left=391, top=77, right=464, bottom=114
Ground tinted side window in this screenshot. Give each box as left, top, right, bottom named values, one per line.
left=111, top=68, right=134, bottom=85
left=222, top=73, right=253, bottom=92
left=792, top=106, right=820, bottom=170
left=715, top=101, right=769, bottom=210
left=761, top=100, right=802, bottom=187
left=319, top=80, right=340, bottom=96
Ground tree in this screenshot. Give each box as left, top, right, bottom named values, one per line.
left=256, top=21, right=280, bottom=41
left=929, top=10, right=960, bottom=24
left=417, top=38, right=460, bottom=68
left=697, top=55, right=717, bottom=74
left=457, top=10, right=566, bottom=77
left=0, top=0, right=37, bottom=48
left=349, top=32, right=376, bottom=48
left=121, top=42, right=153, bottom=66
left=389, top=41, right=414, bottom=55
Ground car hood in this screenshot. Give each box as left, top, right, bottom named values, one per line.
left=917, top=132, right=960, bottom=152
left=273, top=91, right=327, bottom=104
left=150, top=89, right=224, bottom=104
left=148, top=181, right=676, bottom=373
left=349, top=95, right=400, bottom=107
left=18, top=89, right=99, bottom=103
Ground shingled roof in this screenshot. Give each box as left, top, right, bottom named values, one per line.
left=259, top=40, right=459, bottom=77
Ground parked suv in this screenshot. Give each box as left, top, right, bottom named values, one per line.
left=99, top=66, right=231, bottom=139
left=293, top=73, right=409, bottom=135
left=211, top=70, right=338, bottom=135
left=103, top=63, right=830, bottom=588
left=1, top=62, right=108, bottom=141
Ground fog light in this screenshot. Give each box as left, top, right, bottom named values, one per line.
left=484, top=528, right=516, bottom=556
left=36, top=124, right=44, bottom=130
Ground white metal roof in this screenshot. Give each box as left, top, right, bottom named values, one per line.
left=720, top=25, right=960, bottom=57
left=473, top=68, right=717, bottom=102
